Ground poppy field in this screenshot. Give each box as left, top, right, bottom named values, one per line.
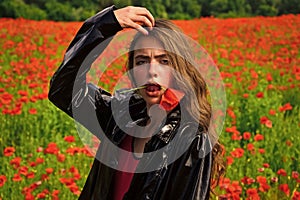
left=0, top=14, right=300, bottom=199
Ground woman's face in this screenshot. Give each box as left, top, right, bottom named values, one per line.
left=132, top=36, right=174, bottom=108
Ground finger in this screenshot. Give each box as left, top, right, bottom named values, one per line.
left=135, top=16, right=153, bottom=30
left=134, top=7, right=155, bottom=27
left=147, top=10, right=155, bottom=27
left=137, top=26, right=149, bottom=35
left=127, top=20, right=149, bottom=35
left=143, top=9, right=155, bottom=27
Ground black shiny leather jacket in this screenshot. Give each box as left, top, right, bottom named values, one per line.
left=48, top=5, right=212, bottom=200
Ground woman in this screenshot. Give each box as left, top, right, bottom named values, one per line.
left=48, top=5, right=225, bottom=200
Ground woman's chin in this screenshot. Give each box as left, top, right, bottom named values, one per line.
left=139, top=90, right=162, bottom=105
left=142, top=96, right=162, bottom=108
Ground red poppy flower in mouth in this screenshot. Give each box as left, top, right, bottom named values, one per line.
left=160, top=88, right=185, bottom=111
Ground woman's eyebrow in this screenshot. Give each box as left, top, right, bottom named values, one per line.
left=134, top=54, right=168, bottom=59
left=134, top=55, right=150, bottom=60
left=154, top=54, right=168, bottom=59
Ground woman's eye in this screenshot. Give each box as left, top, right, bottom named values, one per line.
left=136, top=60, right=146, bottom=65
left=160, top=59, right=169, bottom=65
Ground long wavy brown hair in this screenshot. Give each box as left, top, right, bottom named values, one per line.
left=126, top=19, right=226, bottom=195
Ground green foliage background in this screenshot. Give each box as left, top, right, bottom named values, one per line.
left=0, top=0, right=299, bottom=21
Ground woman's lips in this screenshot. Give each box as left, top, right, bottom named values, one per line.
left=144, top=84, right=161, bottom=92
left=143, top=84, right=162, bottom=97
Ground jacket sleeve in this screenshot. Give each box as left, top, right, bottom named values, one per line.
left=48, top=5, right=123, bottom=138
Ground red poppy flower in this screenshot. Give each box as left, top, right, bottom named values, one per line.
left=3, top=146, right=15, bottom=156
left=243, top=132, right=251, bottom=140
left=81, top=147, right=94, bottom=157
left=59, top=177, right=74, bottom=186
left=0, top=175, right=7, bottom=187
left=226, top=156, right=234, bottom=165
left=28, top=108, right=37, bottom=115
left=243, top=93, right=249, bottom=98
left=292, top=171, right=299, bottom=179
left=292, top=191, right=300, bottom=200
left=248, top=80, right=258, bottom=90
left=231, top=132, right=242, bottom=140
left=260, top=116, right=269, bottom=124
left=241, top=176, right=255, bottom=185
left=37, top=193, right=46, bottom=199
left=69, top=183, right=81, bottom=195
left=256, top=176, right=267, bottom=184
left=226, top=181, right=242, bottom=198
left=64, top=135, right=75, bottom=143
left=227, top=107, right=236, bottom=118
left=269, top=109, right=276, bottom=115
left=44, top=142, right=59, bottom=155
left=247, top=143, right=255, bottom=152
left=254, top=134, right=264, bottom=141
left=45, top=168, right=54, bottom=174
left=18, top=90, right=28, bottom=96
left=263, top=163, right=270, bottom=168
left=230, top=148, right=244, bottom=158
left=271, top=177, right=278, bottom=183
left=52, top=190, right=60, bottom=199
left=265, top=120, right=272, bottom=128
left=286, top=140, right=293, bottom=147
left=277, top=168, right=287, bottom=176
left=20, top=96, right=28, bottom=103
left=258, top=168, right=264, bottom=172
left=246, top=188, right=259, bottom=199
left=259, top=183, right=270, bottom=192
left=256, top=92, right=264, bottom=98
left=24, top=192, right=35, bottom=200
left=19, top=166, right=28, bottom=176
left=266, top=73, right=273, bottom=81
left=35, top=157, right=44, bottom=165
left=12, top=173, right=22, bottom=182
left=36, top=147, right=43, bottom=152
left=41, top=174, right=49, bottom=181
left=225, top=126, right=239, bottom=134
left=36, top=192, right=47, bottom=199
left=279, top=184, right=290, bottom=196
left=219, top=177, right=231, bottom=190
left=70, top=166, right=81, bottom=180
left=66, top=147, right=81, bottom=155
left=26, top=172, right=35, bottom=179
left=57, top=153, right=65, bottom=162
left=258, top=148, right=265, bottom=154
left=279, top=103, right=293, bottom=112
left=267, top=84, right=275, bottom=90
left=10, top=157, right=22, bottom=169
left=159, top=88, right=184, bottom=111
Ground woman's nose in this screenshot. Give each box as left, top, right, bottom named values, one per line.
left=148, top=60, right=158, bottom=78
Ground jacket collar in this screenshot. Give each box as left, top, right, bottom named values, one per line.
left=111, top=90, right=181, bottom=145
left=155, top=107, right=181, bottom=143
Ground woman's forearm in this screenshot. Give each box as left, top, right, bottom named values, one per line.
left=48, top=5, right=122, bottom=117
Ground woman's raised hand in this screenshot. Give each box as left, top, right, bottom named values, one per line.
left=113, top=6, right=155, bottom=35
